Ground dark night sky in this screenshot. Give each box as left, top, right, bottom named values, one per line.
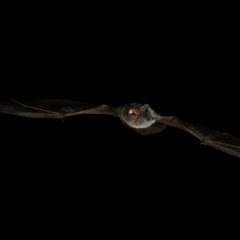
left=1, top=6, right=240, bottom=224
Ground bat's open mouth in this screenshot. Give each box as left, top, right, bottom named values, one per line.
left=128, top=109, right=140, bottom=119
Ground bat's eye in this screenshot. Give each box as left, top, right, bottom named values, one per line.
left=128, top=109, right=139, bottom=119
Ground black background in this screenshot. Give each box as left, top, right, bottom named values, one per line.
left=1, top=3, right=239, bottom=228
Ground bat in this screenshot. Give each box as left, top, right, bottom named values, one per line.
left=0, top=99, right=239, bottom=158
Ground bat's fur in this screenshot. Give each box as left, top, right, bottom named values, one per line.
left=118, top=103, right=156, bottom=129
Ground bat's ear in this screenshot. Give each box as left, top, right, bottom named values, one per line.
left=140, top=104, right=149, bottom=112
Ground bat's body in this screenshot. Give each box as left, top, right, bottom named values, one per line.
left=1, top=99, right=240, bottom=158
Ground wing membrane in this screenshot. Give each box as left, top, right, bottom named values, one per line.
left=159, top=116, right=240, bottom=158
left=0, top=99, right=118, bottom=119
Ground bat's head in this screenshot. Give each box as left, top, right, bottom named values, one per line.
left=118, top=103, right=156, bottom=129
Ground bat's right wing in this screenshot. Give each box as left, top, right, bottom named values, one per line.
left=158, top=116, right=240, bottom=158
left=0, top=99, right=119, bottom=119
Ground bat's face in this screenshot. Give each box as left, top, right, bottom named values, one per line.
left=118, top=103, right=156, bottom=129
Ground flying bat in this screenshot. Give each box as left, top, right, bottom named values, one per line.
left=0, top=99, right=239, bottom=158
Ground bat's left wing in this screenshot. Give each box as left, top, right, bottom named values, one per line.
left=0, top=99, right=119, bottom=119
left=158, top=116, right=240, bottom=158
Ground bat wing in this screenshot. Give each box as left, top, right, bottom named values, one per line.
left=158, top=116, right=240, bottom=158
left=0, top=99, right=119, bottom=119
